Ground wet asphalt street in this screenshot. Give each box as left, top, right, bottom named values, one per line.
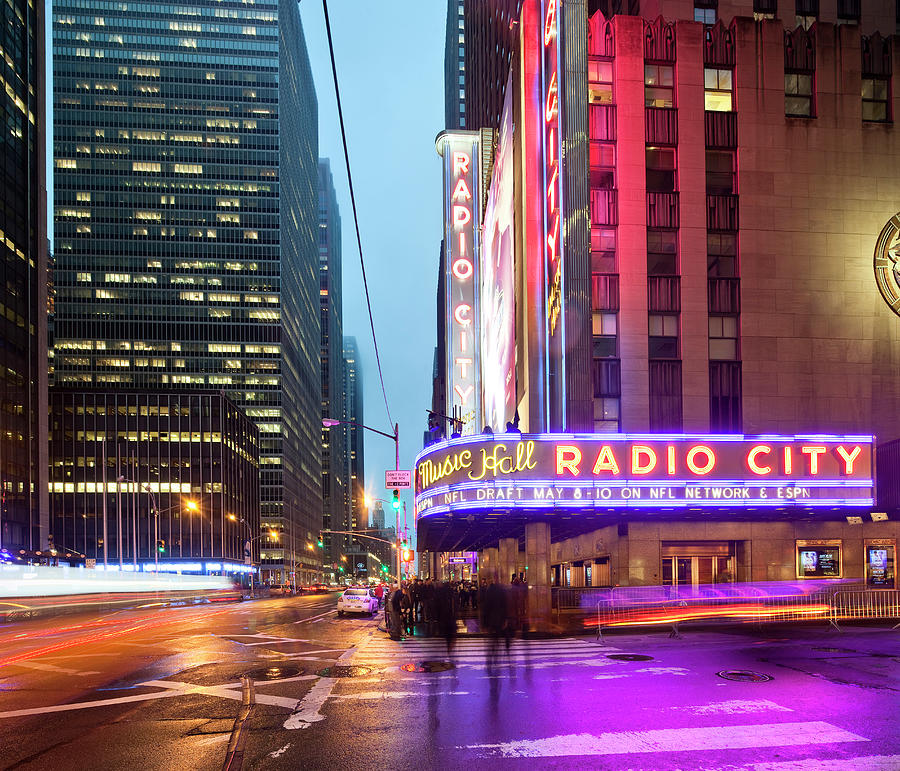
left=0, top=594, right=898, bottom=770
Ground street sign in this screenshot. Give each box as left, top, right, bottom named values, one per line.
left=85, top=558, right=96, bottom=569
left=385, top=470, right=412, bottom=489
left=243, top=540, right=251, bottom=566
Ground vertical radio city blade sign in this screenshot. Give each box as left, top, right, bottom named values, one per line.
left=542, top=0, right=563, bottom=338
left=437, top=131, right=482, bottom=435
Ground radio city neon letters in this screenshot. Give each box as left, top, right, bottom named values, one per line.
left=542, top=0, right=563, bottom=333
left=554, top=444, right=864, bottom=478
left=441, top=135, right=480, bottom=428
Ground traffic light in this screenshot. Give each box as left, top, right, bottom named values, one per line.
left=402, top=548, right=413, bottom=562
left=317, top=533, right=324, bottom=548
left=157, top=539, right=166, bottom=554
left=391, top=489, right=400, bottom=511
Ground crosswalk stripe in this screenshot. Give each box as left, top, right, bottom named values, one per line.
left=462, top=721, right=869, bottom=759
left=350, top=636, right=620, bottom=668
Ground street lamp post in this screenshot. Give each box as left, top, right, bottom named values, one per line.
left=228, top=514, right=260, bottom=596
left=322, top=417, right=403, bottom=587
left=117, top=476, right=197, bottom=573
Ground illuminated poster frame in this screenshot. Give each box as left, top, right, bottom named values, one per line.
left=436, top=132, right=483, bottom=435
left=414, top=434, right=875, bottom=518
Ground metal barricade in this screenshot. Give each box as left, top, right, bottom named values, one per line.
left=830, top=589, right=900, bottom=630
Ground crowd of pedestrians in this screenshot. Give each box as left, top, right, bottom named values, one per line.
left=383, top=574, right=530, bottom=656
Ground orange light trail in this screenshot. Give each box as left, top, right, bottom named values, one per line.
left=0, top=605, right=232, bottom=669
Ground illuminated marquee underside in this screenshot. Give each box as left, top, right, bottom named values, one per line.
left=414, top=434, right=875, bottom=518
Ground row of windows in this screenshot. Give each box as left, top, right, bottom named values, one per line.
left=591, top=56, right=892, bottom=122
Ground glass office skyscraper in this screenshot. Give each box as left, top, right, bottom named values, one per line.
left=0, top=0, right=48, bottom=554
left=52, top=0, right=321, bottom=584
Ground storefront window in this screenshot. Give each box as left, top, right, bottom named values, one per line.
left=865, top=542, right=895, bottom=588
left=796, top=540, right=842, bottom=578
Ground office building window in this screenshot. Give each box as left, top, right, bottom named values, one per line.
left=753, top=0, right=776, bottom=18
left=706, top=150, right=736, bottom=195
left=646, top=147, right=677, bottom=192
left=650, top=360, right=682, bottom=432
left=862, top=77, right=891, bottom=122
left=645, top=64, right=674, bottom=108
left=785, top=71, right=814, bottom=117
left=591, top=227, right=617, bottom=274
left=704, top=68, right=733, bottom=111
left=694, top=5, right=716, bottom=24
left=589, top=58, right=614, bottom=104
left=710, top=361, right=742, bottom=432
left=709, top=315, right=739, bottom=360
left=837, top=0, right=860, bottom=23
left=590, top=141, right=616, bottom=189
left=648, top=229, right=677, bottom=275
left=593, top=358, right=621, bottom=433
left=708, top=232, right=738, bottom=277
left=649, top=314, right=679, bottom=358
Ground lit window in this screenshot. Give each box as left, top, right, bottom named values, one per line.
left=592, top=312, right=617, bottom=336
left=704, top=68, right=733, bottom=112
left=588, top=58, right=613, bottom=104
left=645, top=64, right=674, bottom=108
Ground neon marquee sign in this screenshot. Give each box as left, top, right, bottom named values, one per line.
left=542, top=0, right=563, bottom=334
left=437, top=132, right=482, bottom=434
left=415, top=434, right=875, bottom=514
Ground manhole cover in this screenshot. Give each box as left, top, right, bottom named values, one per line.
left=400, top=661, right=456, bottom=673
left=717, top=670, right=772, bottom=682
left=244, top=666, right=303, bottom=681
left=316, top=665, right=372, bottom=678
left=606, top=654, right=654, bottom=662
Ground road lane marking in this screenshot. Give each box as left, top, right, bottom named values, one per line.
left=268, top=744, right=291, bottom=759
left=333, top=691, right=470, bottom=700
left=293, top=610, right=337, bottom=624
left=0, top=689, right=183, bottom=718
left=462, top=721, right=869, bottom=758
left=282, top=640, right=358, bottom=730
left=9, top=661, right=100, bottom=676
left=282, top=677, right=336, bottom=730
left=714, top=757, right=900, bottom=770
left=0, top=674, right=317, bottom=720
left=674, top=699, right=793, bottom=715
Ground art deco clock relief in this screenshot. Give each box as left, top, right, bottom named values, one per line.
left=874, top=213, right=900, bottom=315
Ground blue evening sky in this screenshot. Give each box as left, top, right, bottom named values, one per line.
left=299, top=1, right=445, bottom=539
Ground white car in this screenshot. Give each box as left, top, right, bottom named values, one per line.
left=337, top=588, right=378, bottom=616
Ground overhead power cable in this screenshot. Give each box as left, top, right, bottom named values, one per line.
left=322, top=0, right=394, bottom=430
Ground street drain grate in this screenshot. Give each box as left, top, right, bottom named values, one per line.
left=400, top=661, right=456, bottom=673
left=606, top=654, right=654, bottom=662
left=717, top=670, right=772, bottom=682
left=244, top=665, right=303, bottom=681
left=316, top=665, right=372, bottom=678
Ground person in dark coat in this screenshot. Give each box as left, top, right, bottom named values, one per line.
left=481, top=578, right=509, bottom=670
left=434, top=582, right=457, bottom=658
left=388, top=584, right=403, bottom=640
